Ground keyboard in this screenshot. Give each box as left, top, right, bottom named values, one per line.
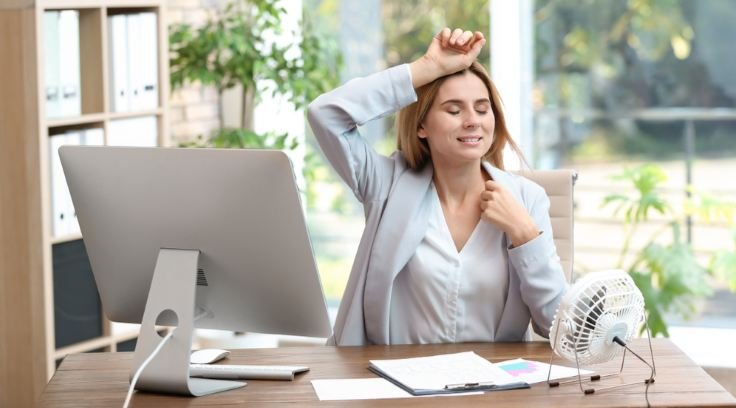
left=189, top=364, right=309, bottom=381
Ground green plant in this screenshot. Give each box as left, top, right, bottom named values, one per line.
left=602, top=164, right=736, bottom=337
left=169, top=0, right=341, bottom=149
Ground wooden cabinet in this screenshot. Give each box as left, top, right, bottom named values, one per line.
left=0, top=1, right=169, bottom=405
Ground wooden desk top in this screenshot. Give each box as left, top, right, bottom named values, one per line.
left=40, top=339, right=735, bottom=407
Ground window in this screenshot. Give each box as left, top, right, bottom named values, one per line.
left=532, top=0, right=736, bottom=340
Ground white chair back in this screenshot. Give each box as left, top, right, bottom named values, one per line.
left=515, top=169, right=577, bottom=283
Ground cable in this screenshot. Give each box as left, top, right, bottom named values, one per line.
left=614, top=336, right=654, bottom=408
left=123, top=329, right=177, bottom=408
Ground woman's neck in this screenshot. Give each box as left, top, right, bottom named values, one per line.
left=432, top=161, right=489, bottom=208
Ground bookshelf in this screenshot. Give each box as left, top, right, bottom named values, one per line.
left=0, top=0, right=169, bottom=405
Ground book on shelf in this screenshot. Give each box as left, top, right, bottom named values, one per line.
left=108, top=116, right=158, bottom=147
left=108, top=12, right=159, bottom=113
left=44, top=10, right=81, bottom=119
left=49, top=128, right=104, bottom=238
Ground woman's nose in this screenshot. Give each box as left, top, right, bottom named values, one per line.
left=463, top=113, right=480, bottom=128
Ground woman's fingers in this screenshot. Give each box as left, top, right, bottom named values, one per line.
left=485, top=180, right=500, bottom=191
left=449, top=28, right=464, bottom=45
left=454, top=30, right=474, bottom=47
left=436, top=27, right=452, bottom=47
left=439, top=28, right=484, bottom=51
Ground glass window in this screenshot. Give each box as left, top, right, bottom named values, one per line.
left=533, top=0, right=736, bottom=336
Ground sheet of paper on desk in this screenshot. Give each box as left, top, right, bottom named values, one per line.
left=369, top=351, right=520, bottom=392
left=311, top=378, right=483, bottom=401
left=312, top=378, right=411, bottom=400
left=495, top=358, right=593, bottom=384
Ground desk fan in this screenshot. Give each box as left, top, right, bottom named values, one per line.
left=547, top=269, right=656, bottom=395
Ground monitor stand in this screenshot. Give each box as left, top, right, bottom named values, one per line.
left=131, top=248, right=246, bottom=396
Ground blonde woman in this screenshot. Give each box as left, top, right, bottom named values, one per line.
left=307, top=28, right=567, bottom=346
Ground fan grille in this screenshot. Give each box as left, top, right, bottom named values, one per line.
left=550, top=270, right=645, bottom=365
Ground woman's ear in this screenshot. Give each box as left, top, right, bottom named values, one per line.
left=417, top=123, right=427, bottom=139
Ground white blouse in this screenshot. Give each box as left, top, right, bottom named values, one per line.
left=389, top=184, right=509, bottom=344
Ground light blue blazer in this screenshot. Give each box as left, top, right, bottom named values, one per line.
left=307, top=64, right=568, bottom=346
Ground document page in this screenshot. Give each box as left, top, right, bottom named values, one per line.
left=312, top=378, right=413, bottom=400
left=369, top=351, right=521, bottom=392
left=496, top=358, right=593, bottom=384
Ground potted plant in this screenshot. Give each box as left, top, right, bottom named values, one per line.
left=169, top=0, right=341, bottom=149
left=602, top=164, right=736, bottom=337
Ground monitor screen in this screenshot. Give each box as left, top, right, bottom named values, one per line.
left=59, top=146, right=332, bottom=339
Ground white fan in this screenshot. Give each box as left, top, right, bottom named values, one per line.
left=547, top=269, right=656, bottom=395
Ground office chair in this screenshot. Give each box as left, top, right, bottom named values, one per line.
left=515, top=169, right=578, bottom=341
left=515, top=169, right=577, bottom=283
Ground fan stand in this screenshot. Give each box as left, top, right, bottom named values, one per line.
left=546, top=318, right=657, bottom=395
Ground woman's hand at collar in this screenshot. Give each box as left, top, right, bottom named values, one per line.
left=480, top=180, right=541, bottom=248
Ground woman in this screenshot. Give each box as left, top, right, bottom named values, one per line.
left=307, top=27, right=567, bottom=346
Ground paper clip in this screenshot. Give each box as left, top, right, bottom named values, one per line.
left=444, top=381, right=495, bottom=390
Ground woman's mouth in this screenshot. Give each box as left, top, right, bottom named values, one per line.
left=457, top=136, right=482, bottom=144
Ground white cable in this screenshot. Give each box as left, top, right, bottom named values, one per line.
left=122, top=329, right=177, bottom=408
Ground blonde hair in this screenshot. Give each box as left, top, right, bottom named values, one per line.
left=396, top=61, right=524, bottom=170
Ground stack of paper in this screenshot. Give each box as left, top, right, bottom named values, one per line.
left=311, top=355, right=596, bottom=402
left=368, top=351, right=528, bottom=395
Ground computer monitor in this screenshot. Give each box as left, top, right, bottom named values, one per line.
left=59, top=146, right=332, bottom=396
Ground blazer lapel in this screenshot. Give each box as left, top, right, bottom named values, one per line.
left=363, top=163, right=433, bottom=344
left=483, top=163, right=534, bottom=340
left=483, top=162, right=522, bottom=201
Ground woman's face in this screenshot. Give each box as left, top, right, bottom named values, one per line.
left=418, top=72, right=495, bottom=168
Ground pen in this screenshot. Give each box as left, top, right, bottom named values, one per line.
left=444, top=381, right=495, bottom=390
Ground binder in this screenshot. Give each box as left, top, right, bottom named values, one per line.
left=58, top=10, right=81, bottom=117
left=80, top=127, right=104, bottom=146
left=49, top=133, right=70, bottom=237
left=108, top=116, right=157, bottom=147
left=49, top=128, right=105, bottom=237
left=64, top=128, right=104, bottom=235
left=126, top=13, right=143, bottom=111
left=367, top=351, right=529, bottom=396
left=43, top=11, right=62, bottom=119
left=49, top=131, right=80, bottom=236
left=60, top=131, right=81, bottom=235
left=108, top=14, right=129, bottom=112
left=138, top=12, right=159, bottom=110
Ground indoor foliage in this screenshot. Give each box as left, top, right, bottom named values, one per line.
left=602, top=164, right=736, bottom=337
left=169, top=0, right=341, bottom=149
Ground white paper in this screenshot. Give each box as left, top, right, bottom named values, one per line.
left=312, top=378, right=413, bottom=400
left=369, top=351, right=519, bottom=391
left=495, top=358, right=593, bottom=384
